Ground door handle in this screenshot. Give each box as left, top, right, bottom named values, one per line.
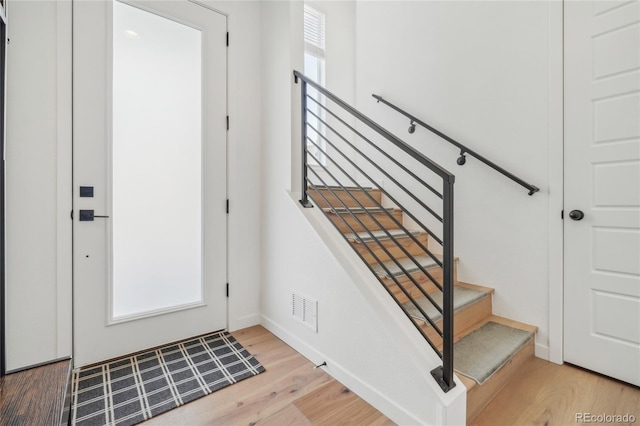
left=79, top=210, right=110, bottom=221
left=569, top=210, right=584, bottom=221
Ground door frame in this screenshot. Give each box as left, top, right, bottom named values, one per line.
left=547, top=0, right=564, bottom=365
left=0, top=0, right=7, bottom=377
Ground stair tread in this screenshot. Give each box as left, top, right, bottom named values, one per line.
left=457, top=372, right=477, bottom=392
left=456, top=314, right=537, bottom=356
left=371, top=254, right=441, bottom=278
left=310, top=185, right=375, bottom=190
left=401, top=285, right=488, bottom=324
left=456, top=314, right=538, bottom=394
left=344, top=229, right=421, bottom=243
left=475, top=314, right=538, bottom=335
left=456, top=281, right=495, bottom=295
left=324, top=207, right=396, bottom=214
left=454, top=320, right=534, bottom=385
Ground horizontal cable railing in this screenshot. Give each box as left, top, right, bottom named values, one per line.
left=294, top=70, right=456, bottom=392
left=372, top=94, right=540, bottom=196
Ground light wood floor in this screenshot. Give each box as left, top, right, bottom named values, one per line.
left=2, top=325, right=638, bottom=425
left=147, top=325, right=640, bottom=426
left=144, top=325, right=394, bottom=425
left=472, top=356, right=640, bottom=426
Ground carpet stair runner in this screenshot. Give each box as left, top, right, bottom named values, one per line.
left=309, top=185, right=537, bottom=424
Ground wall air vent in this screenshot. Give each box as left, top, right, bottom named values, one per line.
left=292, top=292, right=318, bottom=332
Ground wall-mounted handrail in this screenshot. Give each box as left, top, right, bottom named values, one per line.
left=294, top=70, right=456, bottom=393
left=372, top=94, right=540, bottom=196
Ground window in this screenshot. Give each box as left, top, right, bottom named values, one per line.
left=304, top=5, right=326, bottom=165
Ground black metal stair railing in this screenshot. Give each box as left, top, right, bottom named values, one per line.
left=294, top=70, right=456, bottom=392
left=372, top=94, right=540, bottom=196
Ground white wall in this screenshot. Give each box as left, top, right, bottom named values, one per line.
left=305, top=1, right=362, bottom=191
left=5, top=0, right=72, bottom=371
left=353, top=0, right=554, bottom=358
left=5, top=0, right=262, bottom=370
left=259, top=2, right=465, bottom=424
left=310, top=1, right=355, bottom=104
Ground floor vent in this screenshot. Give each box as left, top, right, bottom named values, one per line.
left=292, top=292, right=318, bottom=332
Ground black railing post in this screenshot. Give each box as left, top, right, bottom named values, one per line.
left=431, top=177, right=456, bottom=393
left=299, top=78, right=313, bottom=208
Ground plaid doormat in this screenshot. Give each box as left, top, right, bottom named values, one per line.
left=70, top=331, right=265, bottom=426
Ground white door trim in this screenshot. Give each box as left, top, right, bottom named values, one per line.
left=55, top=0, right=73, bottom=364
left=547, top=0, right=564, bottom=365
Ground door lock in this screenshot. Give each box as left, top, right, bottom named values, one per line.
left=79, top=210, right=110, bottom=221
left=79, top=186, right=94, bottom=197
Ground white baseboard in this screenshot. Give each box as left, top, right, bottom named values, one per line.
left=229, top=313, right=261, bottom=332
left=260, top=314, right=425, bottom=426
left=535, top=343, right=550, bottom=361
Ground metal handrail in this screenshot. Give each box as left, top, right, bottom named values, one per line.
left=294, top=71, right=454, bottom=183
left=372, top=94, right=540, bottom=196
left=294, top=70, right=456, bottom=393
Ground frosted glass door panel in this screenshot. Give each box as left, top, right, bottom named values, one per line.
left=112, top=1, right=203, bottom=319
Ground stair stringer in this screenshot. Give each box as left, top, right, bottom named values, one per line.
left=284, top=192, right=466, bottom=425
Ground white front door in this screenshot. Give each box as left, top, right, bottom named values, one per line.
left=73, top=0, right=228, bottom=367
left=564, top=0, right=640, bottom=386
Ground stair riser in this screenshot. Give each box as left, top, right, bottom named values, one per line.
left=382, top=280, right=431, bottom=306
left=417, top=295, right=493, bottom=350
left=354, top=233, right=430, bottom=264
left=392, top=269, right=444, bottom=295
left=420, top=263, right=458, bottom=289
left=379, top=264, right=459, bottom=307
left=379, top=259, right=458, bottom=294
left=381, top=287, right=492, bottom=351
left=308, top=188, right=381, bottom=209
left=329, top=210, right=403, bottom=233
left=452, top=296, right=493, bottom=341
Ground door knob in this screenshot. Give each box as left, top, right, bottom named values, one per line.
left=569, top=210, right=584, bottom=221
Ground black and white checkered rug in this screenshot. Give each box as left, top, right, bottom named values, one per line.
left=70, top=331, right=265, bottom=426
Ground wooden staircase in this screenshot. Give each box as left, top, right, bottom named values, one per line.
left=308, top=186, right=537, bottom=424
